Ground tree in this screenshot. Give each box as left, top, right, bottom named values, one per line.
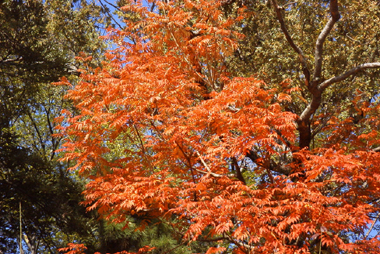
left=58, top=0, right=380, bottom=253
left=0, top=0, right=110, bottom=253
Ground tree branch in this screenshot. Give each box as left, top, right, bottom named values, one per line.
left=313, top=0, right=341, bottom=82
left=271, top=0, right=310, bottom=88
left=196, top=151, right=223, bottom=178
left=99, top=0, right=123, bottom=29
left=225, top=233, right=254, bottom=251
left=246, top=149, right=290, bottom=176
left=319, top=62, right=380, bottom=90
left=299, top=90, right=322, bottom=122
left=365, top=212, right=380, bottom=239
left=232, top=157, right=246, bottom=185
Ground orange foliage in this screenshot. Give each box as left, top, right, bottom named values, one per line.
left=57, top=0, right=380, bottom=253
left=58, top=243, right=87, bottom=254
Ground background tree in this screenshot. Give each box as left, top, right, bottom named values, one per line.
left=225, top=0, right=380, bottom=150
left=0, top=0, right=108, bottom=253
left=58, top=0, right=380, bottom=253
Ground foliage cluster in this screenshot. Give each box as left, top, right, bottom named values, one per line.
left=58, top=0, right=380, bottom=253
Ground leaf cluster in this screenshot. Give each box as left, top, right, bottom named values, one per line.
left=59, top=1, right=380, bottom=253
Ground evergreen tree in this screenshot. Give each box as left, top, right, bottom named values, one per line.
left=0, top=0, right=107, bottom=253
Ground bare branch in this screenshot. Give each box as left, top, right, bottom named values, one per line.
left=196, top=151, right=212, bottom=171
left=313, top=0, right=341, bottom=81
left=319, top=62, right=380, bottom=90
left=225, top=233, right=254, bottom=251
left=175, top=141, right=198, bottom=187
left=99, top=0, right=123, bottom=29
left=196, top=151, right=223, bottom=177
left=197, top=237, right=229, bottom=242
left=271, top=0, right=311, bottom=88
left=103, top=0, right=120, bottom=10
left=365, top=212, right=380, bottom=239
left=0, top=56, right=23, bottom=65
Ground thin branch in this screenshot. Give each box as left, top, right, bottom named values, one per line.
left=319, top=62, right=380, bottom=90
left=26, top=109, right=46, bottom=157
left=132, top=123, right=146, bottom=155
left=0, top=56, right=23, bottom=65
left=365, top=212, right=380, bottom=239
left=313, top=0, right=341, bottom=82
left=271, top=0, right=311, bottom=88
left=266, top=168, right=275, bottom=184
left=132, top=121, right=155, bottom=170
left=43, top=106, right=58, bottom=160
left=161, top=244, right=183, bottom=254
left=195, top=151, right=223, bottom=177
left=99, top=0, right=123, bottom=29
left=103, top=0, right=120, bottom=10
left=225, top=233, right=254, bottom=251
left=175, top=141, right=198, bottom=186
left=197, top=236, right=229, bottom=242
left=196, top=151, right=212, bottom=172
left=247, top=148, right=290, bottom=176
left=149, top=0, right=157, bottom=13
left=273, top=128, right=293, bottom=149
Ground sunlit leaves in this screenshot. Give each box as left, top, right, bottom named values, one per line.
left=59, top=1, right=380, bottom=253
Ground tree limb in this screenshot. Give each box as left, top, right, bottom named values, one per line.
left=271, top=0, right=310, bottom=88
left=298, top=90, right=322, bottom=122
left=319, top=62, right=380, bottom=90
left=246, top=149, right=290, bottom=176
left=313, top=0, right=341, bottom=82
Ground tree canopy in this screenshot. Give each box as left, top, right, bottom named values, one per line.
left=0, top=0, right=108, bottom=253
left=50, top=0, right=380, bottom=253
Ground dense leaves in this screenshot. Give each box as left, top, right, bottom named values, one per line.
left=0, top=0, right=109, bottom=253
left=58, top=0, right=380, bottom=253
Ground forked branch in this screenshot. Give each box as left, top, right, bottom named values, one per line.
left=196, top=151, right=223, bottom=177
